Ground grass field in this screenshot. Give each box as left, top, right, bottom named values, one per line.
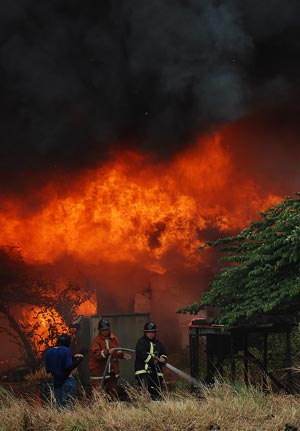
left=0, top=382, right=299, bottom=431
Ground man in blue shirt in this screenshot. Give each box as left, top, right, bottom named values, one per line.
left=45, top=333, right=84, bottom=409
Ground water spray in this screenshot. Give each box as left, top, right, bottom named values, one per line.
left=101, top=347, right=200, bottom=387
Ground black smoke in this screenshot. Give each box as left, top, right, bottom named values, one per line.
left=1, top=0, right=300, bottom=192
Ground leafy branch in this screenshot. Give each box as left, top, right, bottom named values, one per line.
left=178, top=193, right=300, bottom=326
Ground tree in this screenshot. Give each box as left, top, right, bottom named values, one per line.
left=0, top=246, right=91, bottom=370
left=178, top=193, right=300, bottom=326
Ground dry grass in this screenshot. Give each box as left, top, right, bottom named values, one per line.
left=25, top=367, right=49, bottom=383
left=0, top=382, right=300, bottom=431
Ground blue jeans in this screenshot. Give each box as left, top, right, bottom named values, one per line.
left=54, top=376, right=76, bottom=410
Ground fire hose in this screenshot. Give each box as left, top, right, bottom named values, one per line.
left=101, top=347, right=200, bottom=387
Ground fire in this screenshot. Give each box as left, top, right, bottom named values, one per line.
left=19, top=306, right=69, bottom=352
left=0, top=133, right=280, bottom=270
left=77, top=298, right=97, bottom=316
left=0, top=129, right=285, bottom=355
left=18, top=298, right=96, bottom=356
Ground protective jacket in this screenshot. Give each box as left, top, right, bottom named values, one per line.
left=135, top=335, right=167, bottom=378
left=89, top=332, right=124, bottom=381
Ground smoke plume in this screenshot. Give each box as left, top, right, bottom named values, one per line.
left=1, top=0, right=300, bottom=192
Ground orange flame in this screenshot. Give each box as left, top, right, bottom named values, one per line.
left=19, top=298, right=96, bottom=354
left=19, top=306, right=69, bottom=352
left=0, top=133, right=280, bottom=271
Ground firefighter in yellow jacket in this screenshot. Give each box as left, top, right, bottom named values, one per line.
left=135, top=321, right=167, bottom=400
left=89, top=319, right=131, bottom=396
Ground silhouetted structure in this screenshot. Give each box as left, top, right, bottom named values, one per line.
left=189, top=317, right=299, bottom=393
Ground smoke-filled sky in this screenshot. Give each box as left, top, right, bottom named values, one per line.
left=1, top=0, right=300, bottom=192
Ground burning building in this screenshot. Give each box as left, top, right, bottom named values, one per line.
left=0, top=1, right=300, bottom=360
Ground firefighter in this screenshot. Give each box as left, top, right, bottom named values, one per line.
left=44, top=333, right=84, bottom=409
left=89, top=318, right=131, bottom=397
left=135, top=321, right=168, bottom=400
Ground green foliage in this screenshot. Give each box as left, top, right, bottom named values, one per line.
left=178, top=193, right=300, bottom=326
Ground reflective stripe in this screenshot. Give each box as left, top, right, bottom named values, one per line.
left=91, top=373, right=118, bottom=380
left=145, top=342, right=154, bottom=364
left=135, top=370, right=147, bottom=375
left=145, top=354, right=152, bottom=363
left=101, top=350, right=106, bottom=358
left=150, top=342, right=154, bottom=356
left=136, top=341, right=156, bottom=375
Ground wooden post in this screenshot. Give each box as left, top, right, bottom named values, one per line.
left=230, top=332, right=236, bottom=383
left=263, top=331, right=268, bottom=390
left=243, top=332, right=249, bottom=387
left=189, top=327, right=199, bottom=389
left=206, top=336, right=215, bottom=385
left=286, top=329, right=292, bottom=393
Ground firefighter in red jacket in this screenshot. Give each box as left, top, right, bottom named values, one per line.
left=89, top=319, right=131, bottom=396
